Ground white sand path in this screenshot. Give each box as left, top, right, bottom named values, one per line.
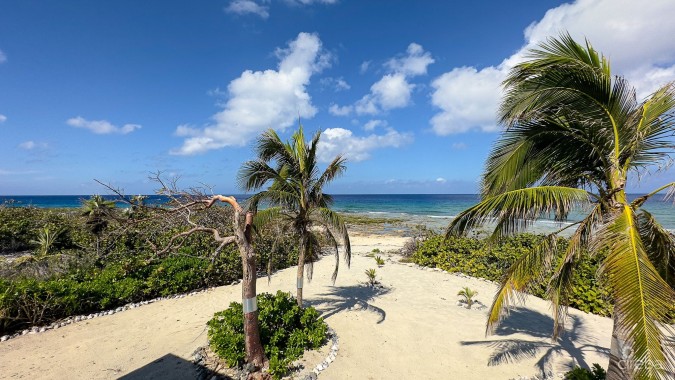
left=0, top=233, right=611, bottom=379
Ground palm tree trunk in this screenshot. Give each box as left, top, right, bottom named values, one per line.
left=238, top=211, right=266, bottom=368
left=607, top=311, right=633, bottom=380
left=296, top=233, right=307, bottom=306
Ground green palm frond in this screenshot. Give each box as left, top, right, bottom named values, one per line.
left=637, top=210, right=675, bottom=287
left=596, top=206, right=675, bottom=379
left=486, top=233, right=559, bottom=335
left=446, top=186, right=591, bottom=240
left=313, top=207, right=351, bottom=269
left=547, top=204, right=604, bottom=338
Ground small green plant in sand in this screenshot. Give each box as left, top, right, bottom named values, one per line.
left=564, top=363, right=606, bottom=380
left=374, top=255, right=385, bottom=267
left=365, top=268, right=378, bottom=286
left=457, top=287, right=478, bottom=309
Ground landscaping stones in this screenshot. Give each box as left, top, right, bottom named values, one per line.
left=0, top=286, right=217, bottom=343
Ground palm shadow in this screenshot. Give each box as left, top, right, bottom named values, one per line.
left=461, top=307, right=609, bottom=376
left=306, top=284, right=392, bottom=324
left=118, top=353, right=225, bottom=380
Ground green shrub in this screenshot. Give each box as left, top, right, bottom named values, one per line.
left=412, top=233, right=614, bottom=317
left=207, top=291, right=327, bottom=379
left=565, top=363, right=606, bottom=380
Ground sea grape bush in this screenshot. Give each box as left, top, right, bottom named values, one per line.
left=207, top=291, right=327, bottom=379
left=0, top=204, right=301, bottom=335
left=412, top=233, right=614, bottom=317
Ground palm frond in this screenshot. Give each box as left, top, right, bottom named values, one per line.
left=313, top=207, right=351, bottom=269
left=596, top=206, right=675, bottom=379
left=637, top=210, right=675, bottom=287
left=446, top=186, right=591, bottom=240
left=486, top=234, right=559, bottom=335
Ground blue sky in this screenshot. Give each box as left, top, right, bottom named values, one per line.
left=1, top=0, right=675, bottom=195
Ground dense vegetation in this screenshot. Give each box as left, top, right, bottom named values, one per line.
left=411, top=233, right=613, bottom=316
left=0, top=203, right=299, bottom=336
left=208, top=291, right=327, bottom=379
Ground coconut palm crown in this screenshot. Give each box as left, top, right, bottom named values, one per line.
left=238, top=125, right=351, bottom=305
left=446, top=34, right=675, bottom=379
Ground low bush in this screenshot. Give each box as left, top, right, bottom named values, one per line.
left=207, top=291, right=327, bottom=379
left=564, top=363, right=606, bottom=380
left=411, top=233, right=614, bottom=317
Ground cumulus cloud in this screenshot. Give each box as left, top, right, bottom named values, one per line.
left=0, top=49, right=6, bottom=63
left=436, top=177, right=447, bottom=183
left=224, top=0, right=269, bottom=18
left=363, top=119, right=386, bottom=131
left=430, top=0, right=675, bottom=135
left=320, top=76, right=350, bottom=91
left=18, top=141, right=48, bottom=150
left=173, top=32, right=328, bottom=155
left=328, top=104, right=353, bottom=116
left=285, top=0, right=338, bottom=5
left=385, top=43, right=434, bottom=76
left=317, top=127, right=413, bottom=162
left=335, top=43, right=434, bottom=116
left=0, top=114, right=6, bottom=123
left=430, top=66, right=503, bottom=134
left=67, top=116, right=141, bottom=135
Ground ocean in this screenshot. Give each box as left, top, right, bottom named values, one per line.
left=1, top=194, right=674, bottom=233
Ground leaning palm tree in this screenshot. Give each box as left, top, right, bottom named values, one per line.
left=239, top=126, right=351, bottom=306
left=446, top=34, right=675, bottom=380
left=81, top=194, right=116, bottom=256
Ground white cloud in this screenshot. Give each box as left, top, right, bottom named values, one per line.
left=385, top=43, right=435, bottom=76
left=336, top=43, right=433, bottom=116
left=430, top=66, right=502, bottom=134
left=225, top=0, right=269, bottom=19
left=363, top=119, right=386, bottom=131
left=317, top=127, right=413, bottom=162
left=359, top=61, right=371, bottom=74
left=451, top=142, right=467, bottom=150
left=436, top=177, right=447, bottom=183
left=355, top=73, right=414, bottom=115
left=67, top=116, right=141, bottom=135
left=430, top=0, right=675, bottom=135
left=0, top=114, right=6, bottom=123
left=329, top=104, right=353, bottom=116
left=0, top=49, right=6, bottom=63
left=173, top=32, right=327, bottom=155
left=18, top=141, right=48, bottom=150
left=320, top=77, right=350, bottom=91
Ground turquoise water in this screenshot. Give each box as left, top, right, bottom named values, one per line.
left=1, top=194, right=674, bottom=232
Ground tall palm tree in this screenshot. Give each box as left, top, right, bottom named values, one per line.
left=239, top=126, right=351, bottom=306
left=446, top=34, right=675, bottom=380
left=81, top=194, right=116, bottom=256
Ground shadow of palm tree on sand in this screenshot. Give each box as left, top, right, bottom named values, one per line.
left=306, top=284, right=391, bottom=324
left=461, top=307, right=609, bottom=376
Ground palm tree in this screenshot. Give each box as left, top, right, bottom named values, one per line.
left=239, top=126, right=351, bottom=306
left=446, top=34, right=675, bottom=380
left=81, top=194, right=116, bottom=256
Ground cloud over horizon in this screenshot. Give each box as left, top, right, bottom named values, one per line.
left=67, top=117, right=142, bottom=135
left=429, top=0, right=675, bottom=135
left=317, top=127, right=413, bottom=162
left=0, top=114, right=6, bottom=123
left=173, top=32, right=329, bottom=155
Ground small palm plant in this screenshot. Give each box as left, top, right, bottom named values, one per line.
left=365, top=268, right=378, bottom=287
left=374, top=255, right=385, bottom=267
left=31, top=226, right=62, bottom=259
left=457, top=287, right=478, bottom=309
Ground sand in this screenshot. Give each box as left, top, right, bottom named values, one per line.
left=0, top=233, right=612, bottom=379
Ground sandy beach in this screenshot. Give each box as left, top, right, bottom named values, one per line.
left=0, top=232, right=612, bottom=379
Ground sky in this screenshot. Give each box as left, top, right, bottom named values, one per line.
left=1, top=0, right=675, bottom=195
